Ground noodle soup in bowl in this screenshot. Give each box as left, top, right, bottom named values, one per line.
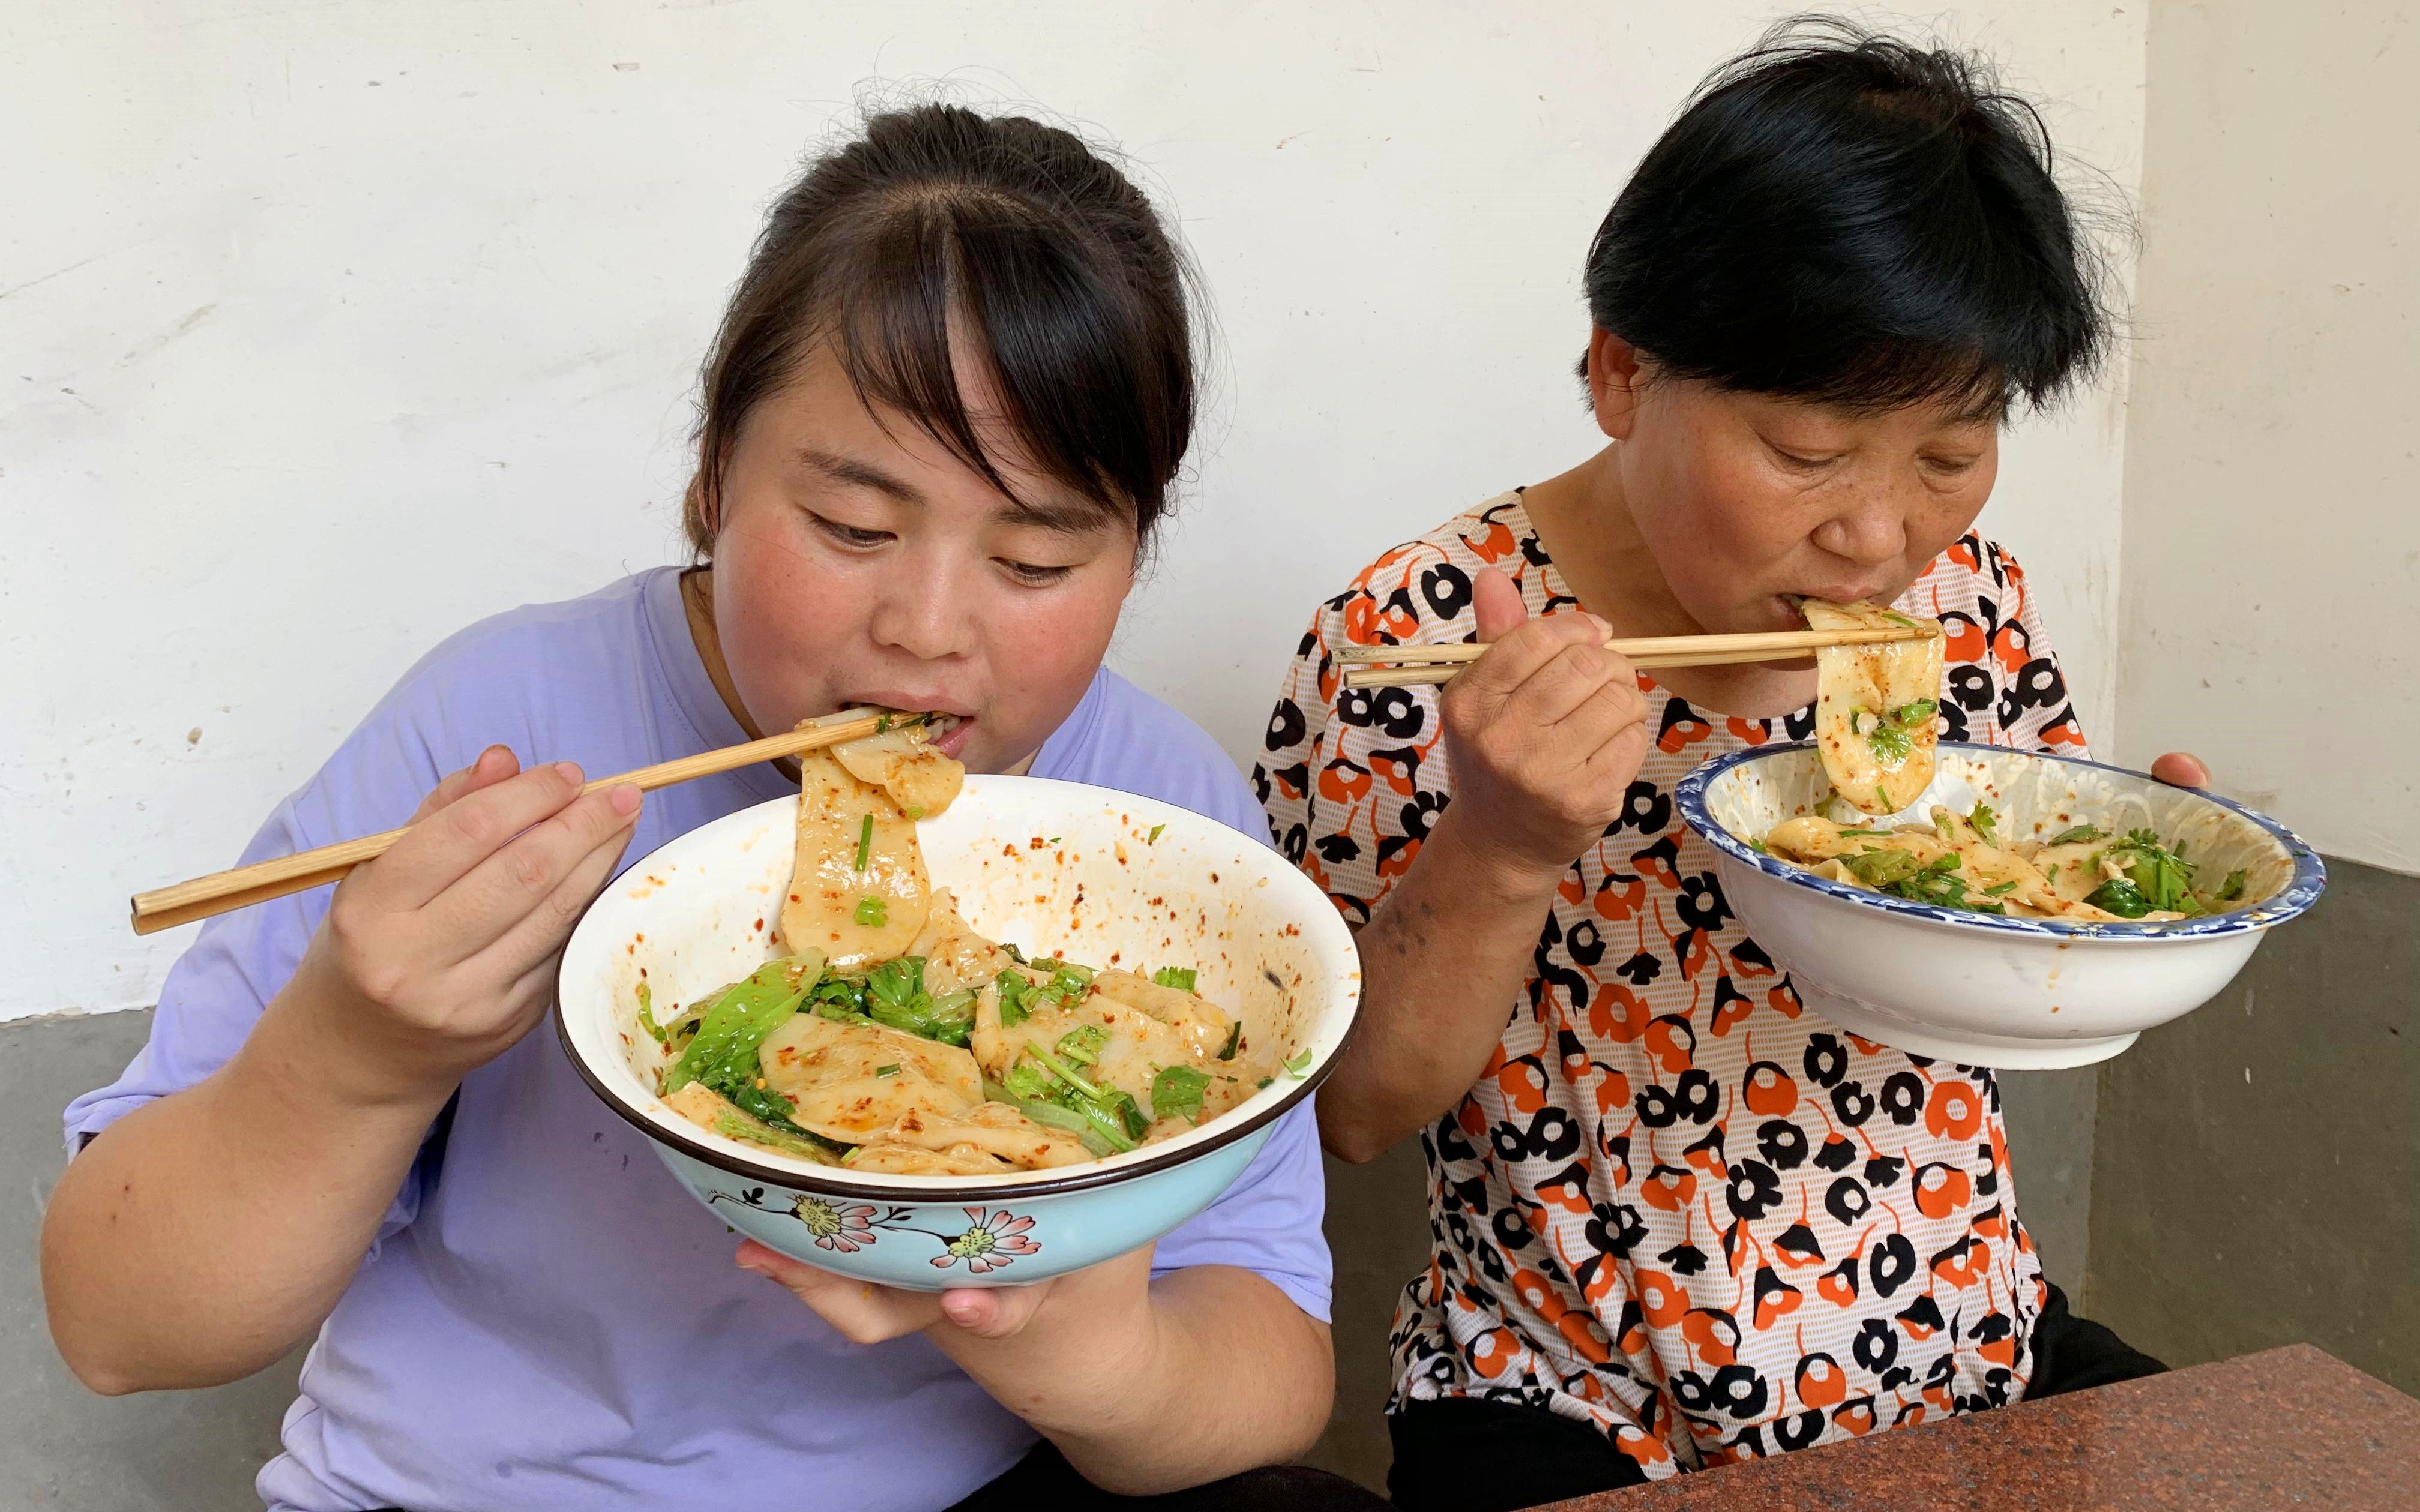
left=1677, top=743, right=2326, bottom=1069
left=557, top=775, right=1361, bottom=1288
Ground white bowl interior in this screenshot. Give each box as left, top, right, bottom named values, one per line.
left=559, top=775, right=1361, bottom=1188
left=1703, top=746, right=2301, bottom=911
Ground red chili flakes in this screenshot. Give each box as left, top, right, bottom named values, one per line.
left=1004, top=844, right=1020, bottom=859
left=1029, top=836, right=1048, bottom=850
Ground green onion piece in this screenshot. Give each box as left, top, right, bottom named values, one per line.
left=1152, top=965, right=1199, bottom=992
left=1148, top=823, right=1166, bottom=843
left=873, top=1064, right=899, bottom=1078
left=1881, top=610, right=1922, bottom=629
left=875, top=713, right=893, bottom=734
left=1984, top=880, right=2022, bottom=896
left=1217, top=1021, right=1242, bottom=1061
left=1257, top=1076, right=1274, bottom=1089
left=635, top=980, right=667, bottom=1046
left=854, top=812, right=874, bottom=871
left=2217, top=869, right=2248, bottom=902
left=1152, top=1064, right=1211, bottom=1121
left=1747, top=837, right=1769, bottom=854
left=853, top=896, right=887, bottom=927
left=906, top=805, right=926, bottom=821
left=1892, top=698, right=1940, bottom=728
left=1283, top=1047, right=1314, bottom=1078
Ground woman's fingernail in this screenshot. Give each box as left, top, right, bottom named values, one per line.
left=942, top=1295, right=984, bottom=1326
left=609, top=784, right=642, bottom=816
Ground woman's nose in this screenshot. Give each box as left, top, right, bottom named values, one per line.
left=1809, top=487, right=1910, bottom=566
left=866, top=553, right=976, bottom=662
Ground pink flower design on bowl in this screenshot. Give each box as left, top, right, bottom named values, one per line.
left=929, top=1207, right=1042, bottom=1274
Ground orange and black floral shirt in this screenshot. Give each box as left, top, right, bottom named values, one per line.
left=1254, top=493, right=2086, bottom=1477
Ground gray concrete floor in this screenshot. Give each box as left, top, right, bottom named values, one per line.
left=1, top=1010, right=302, bottom=1512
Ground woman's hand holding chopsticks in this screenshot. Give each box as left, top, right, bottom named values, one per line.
left=1315, top=569, right=1651, bottom=1163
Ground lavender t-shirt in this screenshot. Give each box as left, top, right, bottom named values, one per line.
left=65, top=568, right=1331, bottom=1512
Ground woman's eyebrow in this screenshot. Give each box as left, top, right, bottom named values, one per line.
left=797, top=448, right=924, bottom=503
left=998, top=497, right=1116, bottom=538
left=797, top=446, right=1109, bottom=535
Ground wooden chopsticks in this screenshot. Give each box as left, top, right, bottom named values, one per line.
left=127, top=707, right=895, bottom=937
left=1335, top=624, right=1937, bottom=690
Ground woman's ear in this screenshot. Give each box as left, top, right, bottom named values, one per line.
left=1586, top=328, right=1648, bottom=442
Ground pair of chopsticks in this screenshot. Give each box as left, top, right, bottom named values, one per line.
left=1335, top=623, right=1937, bottom=690
left=128, top=707, right=898, bottom=937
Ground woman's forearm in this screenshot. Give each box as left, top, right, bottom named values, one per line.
left=938, top=1258, right=1332, bottom=1495
left=1316, top=811, right=1558, bottom=1163
left=41, top=984, right=450, bottom=1394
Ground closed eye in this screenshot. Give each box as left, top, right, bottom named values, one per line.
left=1766, top=440, right=1843, bottom=471
left=810, top=513, right=892, bottom=550
left=998, top=559, right=1075, bottom=587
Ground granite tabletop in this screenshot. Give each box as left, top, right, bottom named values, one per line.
left=1532, top=1344, right=2419, bottom=1511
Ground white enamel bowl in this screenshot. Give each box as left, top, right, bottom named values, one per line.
left=558, top=775, right=1361, bottom=1289
left=1676, top=743, right=2326, bottom=1069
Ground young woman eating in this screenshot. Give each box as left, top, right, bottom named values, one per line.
left=44, top=105, right=1385, bottom=1512
left=1257, top=23, right=2196, bottom=1511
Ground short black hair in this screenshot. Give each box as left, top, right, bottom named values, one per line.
left=685, top=104, right=1196, bottom=554
left=1580, top=16, right=2119, bottom=415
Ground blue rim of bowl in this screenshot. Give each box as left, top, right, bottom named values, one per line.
left=552, top=784, right=1361, bottom=1203
left=1675, top=741, right=2328, bottom=939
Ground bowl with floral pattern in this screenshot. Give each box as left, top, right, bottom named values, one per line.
left=1676, top=742, right=2326, bottom=1068
left=556, top=775, right=1360, bottom=1288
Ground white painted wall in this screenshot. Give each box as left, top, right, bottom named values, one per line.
left=2114, top=0, right=2420, bottom=874
left=1, top=1, right=2147, bottom=1020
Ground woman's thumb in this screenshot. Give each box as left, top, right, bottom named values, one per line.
left=1472, top=568, right=1529, bottom=643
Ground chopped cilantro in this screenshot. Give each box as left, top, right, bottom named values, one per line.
left=2216, top=869, right=2248, bottom=902
left=1969, top=802, right=1999, bottom=845
left=2047, top=824, right=2102, bottom=846
left=1148, top=824, right=1166, bottom=843
left=1056, top=1024, right=1110, bottom=1067
left=2087, top=878, right=2151, bottom=918
left=1283, top=1047, right=1314, bottom=1078
left=1151, top=1064, right=1211, bottom=1122
left=994, top=969, right=1033, bottom=1027
left=1152, top=965, right=1199, bottom=992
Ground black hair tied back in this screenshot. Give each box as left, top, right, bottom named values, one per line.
left=1582, top=14, right=2122, bottom=416
left=685, top=103, right=1198, bottom=556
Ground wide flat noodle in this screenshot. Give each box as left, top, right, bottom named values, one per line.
left=780, top=750, right=929, bottom=970
left=832, top=724, right=963, bottom=818
left=1802, top=599, right=1946, bottom=815
left=759, top=1013, right=982, bottom=1143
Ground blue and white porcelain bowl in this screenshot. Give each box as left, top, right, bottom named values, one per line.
left=1676, top=742, right=2326, bottom=1069
left=557, top=775, right=1361, bottom=1289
